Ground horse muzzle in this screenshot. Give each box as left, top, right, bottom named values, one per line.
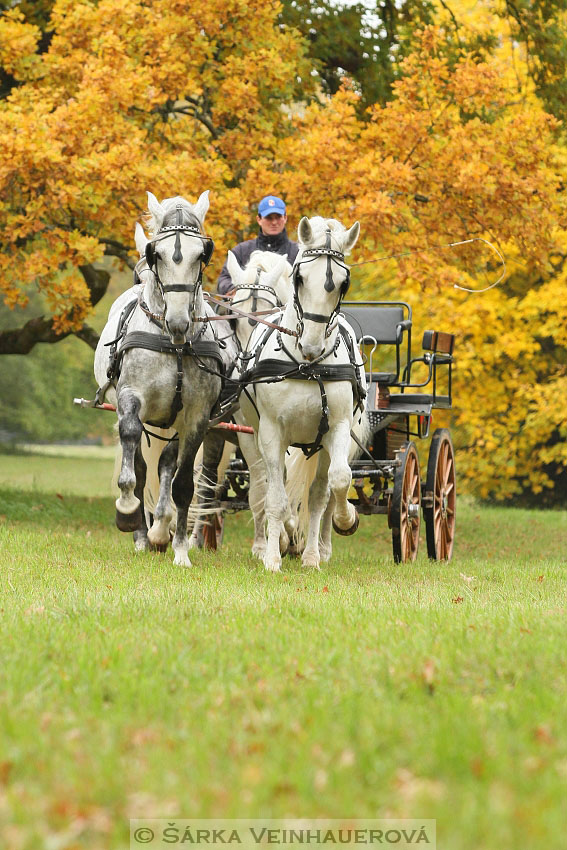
left=298, top=340, right=325, bottom=361
left=166, top=318, right=190, bottom=345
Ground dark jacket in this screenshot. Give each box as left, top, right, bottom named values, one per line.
left=217, top=229, right=299, bottom=294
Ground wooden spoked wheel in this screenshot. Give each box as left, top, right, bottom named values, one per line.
left=202, top=511, right=225, bottom=550
left=424, top=428, right=456, bottom=560
left=390, top=441, right=421, bottom=563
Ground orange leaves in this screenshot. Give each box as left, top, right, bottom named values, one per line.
left=0, top=10, right=40, bottom=78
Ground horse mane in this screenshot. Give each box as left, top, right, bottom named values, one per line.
left=145, top=196, right=203, bottom=237
left=248, top=250, right=291, bottom=275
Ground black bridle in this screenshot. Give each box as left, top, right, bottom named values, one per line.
left=144, top=205, right=214, bottom=308
left=230, top=269, right=284, bottom=328
left=292, top=229, right=351, bottom=339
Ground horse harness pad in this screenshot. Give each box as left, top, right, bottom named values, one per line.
left=100, top=292, right=224, bottom=429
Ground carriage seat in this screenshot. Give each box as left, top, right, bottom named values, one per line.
left=341, top=305, right=411, bottom=386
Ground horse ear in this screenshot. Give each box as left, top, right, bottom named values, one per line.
left=343, top=221, right=360, bottom=254
left=134, top=222, right=148, bottom=257
left=193, top=190, right=210, bottom=224
left=265, top=254, right=289, bottom=288
left=298, top=216, right=313, bottom=245
left=147, top=191, right=164, bottom=228
left=226, top=250, right=243, bottom=285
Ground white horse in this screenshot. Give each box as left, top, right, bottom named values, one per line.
left=222, top=250, right=298, bottom=558
left=240, top=216, right=369, bottom=571
left=94, top=191, right=236, bottom=567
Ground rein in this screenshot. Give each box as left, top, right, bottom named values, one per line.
left=201, top=292, right=298, bottom=337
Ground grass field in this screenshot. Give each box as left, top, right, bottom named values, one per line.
left=1, top=448, right=566, bottom=850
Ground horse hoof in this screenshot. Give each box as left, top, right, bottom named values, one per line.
left=149, top=541, right=168, bottom=553
left=332, top=509, right=359, bottom=536
left=301, top=554, right=321, bottom=570
left=116, top=506, right=142, bottom=532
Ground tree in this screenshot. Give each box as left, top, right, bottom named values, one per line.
left=1, top=1, right=566, bottom=502
left=246, top=25, right=566, bottom=501
left=279, top=0, right=435, bottom=108
left=0, top=0, right=312, bottom=353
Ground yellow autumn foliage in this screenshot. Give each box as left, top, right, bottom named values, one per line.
left=0, top=1, right=565, bottom=501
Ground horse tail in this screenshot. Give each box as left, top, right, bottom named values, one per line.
left=284, top=447, right=319, bottom=549
left=186, top=437, right=234, bottom=525
left=283, top=406, right=371, bottom=547
left=350, top=406, right=371, bottom=461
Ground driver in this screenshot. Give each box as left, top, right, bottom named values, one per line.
left=216, top=195, right=298, bottom=295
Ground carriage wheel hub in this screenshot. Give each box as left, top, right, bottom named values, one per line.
left=408, top=502, right=420, bottom=519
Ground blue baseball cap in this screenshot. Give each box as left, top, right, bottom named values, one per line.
left=258, top=195, right=286, bottom=217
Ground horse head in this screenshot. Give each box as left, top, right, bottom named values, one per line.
left=226, top=250, right=292, bottom=349
left=139, top=191, right=214, bottom=345
left=293, top=216, right=360, bottom=361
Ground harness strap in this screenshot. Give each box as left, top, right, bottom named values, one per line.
left=204, top=293, right=297, bottom=336
left=241, top=358, right=360, bottom=390
left=104, top=297, right=139, bottom=383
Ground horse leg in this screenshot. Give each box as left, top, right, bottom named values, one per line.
left=319, top=491, right=335, bottom=563
left=115, top=393, right=143, bottom=531
left=171, top=424, right=208, bottom=567
left=238, top=432, right=268, bottom=559
left=133, top=443, right=149, bottom=551
left=258, top=420, right=287, bottom=572
left=189, top=430, right=225, bottom=550
left=148, top=439, right=178, bottom=551
left=325, top=422, right=359, bottom=535
left=301, top=451, right=330, bottom=569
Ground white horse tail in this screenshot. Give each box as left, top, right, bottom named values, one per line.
left=350, top=407, right=371, bottom=462
left=284, top=447, right=319, bottom=549
left=283, top=407, right=370, bottom=547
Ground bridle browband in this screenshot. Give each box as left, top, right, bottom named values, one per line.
left=292, top=229, right=351, bottom=338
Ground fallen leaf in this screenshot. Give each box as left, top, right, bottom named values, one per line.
left=422, top=658, right=435, bottom=693
left=470, top=757, right=484, bottom=778
left=534, top=724, right=555, bottom=745
left=0, top=761, right=13, bottom=785
left=452, top=596, right=464, bottom=604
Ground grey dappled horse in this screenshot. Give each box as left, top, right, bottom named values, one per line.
left=94, top=191, right=236, bottom=566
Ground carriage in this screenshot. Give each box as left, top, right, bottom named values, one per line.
left=214, top=299, right=456, bottom=563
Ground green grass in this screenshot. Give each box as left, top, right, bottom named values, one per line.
left=0, top=450, right=566, bottom=850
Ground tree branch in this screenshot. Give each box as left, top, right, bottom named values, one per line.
left=100, top=239, right=136, bottom=268
left=0, top=264, right=109, bottom=355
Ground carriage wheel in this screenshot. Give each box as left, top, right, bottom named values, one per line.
left=390, top=441, right=421, bottom=563
left=202, top=511, right=225, bottom=551
left=424, top=428, right=456, bottom=560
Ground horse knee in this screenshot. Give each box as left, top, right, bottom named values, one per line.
left=328, top=465, right=351, bottom=495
